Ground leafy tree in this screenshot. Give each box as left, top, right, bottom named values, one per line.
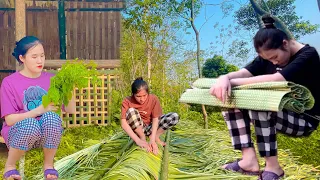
left=123, top=0, right=168, bottom=84
left=168, top=0, right=211, bottom=128
left=235, top=0, right=319, bottom=39
left=202, top=55, right=238, bottom=78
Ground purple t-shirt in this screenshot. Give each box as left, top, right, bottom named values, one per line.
left=0, top=71, right=54, bottom=144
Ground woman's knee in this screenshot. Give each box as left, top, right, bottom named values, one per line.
left=126, top=108, right=139, bottom=117
left=125, top=108, right=141, bottom=121
left=40, top=112, right=61, bottom=124
left=14, top=118, right=41, bottom=135
left=39, top=112, right=62, bottom=132
left=8, top=118, right=41, bottom=150
left=170, top=112, right=180, bottom=124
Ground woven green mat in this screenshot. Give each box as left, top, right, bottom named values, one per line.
left=179, top=78, right=315, bottom=113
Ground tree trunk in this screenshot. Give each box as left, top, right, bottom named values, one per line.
left=254, top=0, right=265, bottom=29
left=147, top=40, right=152, bottom=85
left=255, top=12, right=263, bottom=29
left=260, top=0, right=270, bottom=12
left=250, top=0, right=294, bottom=39
left=191, top=0, right=208, bottom=129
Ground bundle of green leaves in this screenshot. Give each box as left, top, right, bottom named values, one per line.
left=42, top=60, right=101, bottom=113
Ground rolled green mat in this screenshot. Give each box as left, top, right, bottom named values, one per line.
left=179, top=78, right=314, bottom=113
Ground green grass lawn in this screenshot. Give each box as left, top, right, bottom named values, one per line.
left=0, top=111, right=320, bottom=179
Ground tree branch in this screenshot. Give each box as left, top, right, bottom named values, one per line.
left=249, top=0, right=293, bottom=39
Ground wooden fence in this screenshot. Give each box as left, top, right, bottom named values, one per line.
left=0, top=1, right=125, bottom=132
left=44, top=60, right=121, bottom=128
left=0, top=0, right=124, bottom=84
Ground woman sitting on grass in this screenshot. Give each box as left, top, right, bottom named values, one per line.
left=121, top=77, right=179, bottom=155
left=1, top=36, right=76, bottom=180
left=210, top=15, right=320, bottom=180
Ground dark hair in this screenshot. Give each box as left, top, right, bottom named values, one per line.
left=253, top=15, right=289, bottom=53
left=131, top=77, right=149, bottom=95
left=12, top=36, right=42, bottom=64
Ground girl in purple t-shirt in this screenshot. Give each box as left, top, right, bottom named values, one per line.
left=0, top=36, right=76, bottom=180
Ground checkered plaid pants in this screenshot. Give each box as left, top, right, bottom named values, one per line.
left=7, top=112, right=63, bottom=151
left=126, top=108, right=179, bottom=136
left=222, top=109, right=315, bottom=157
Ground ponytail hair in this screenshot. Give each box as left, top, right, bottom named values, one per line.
left=12, top=36, right=42, bottom=64
left=253, top=14, right=289, bottom=53
left=131, top=77, right=149, bottom=95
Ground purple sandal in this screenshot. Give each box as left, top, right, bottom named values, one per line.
left=224, top=159, right=260, bottom=176
left=258, top=171, right=284, bottom=180
left=3, top=169, right=21, bottom=180
left=44, top=169, right=59, bottom=180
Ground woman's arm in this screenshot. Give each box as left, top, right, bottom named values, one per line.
left=230, top=72, right=285, bottom=86
left=4, top=103, right=57, bottom=126
left=224, top=68, right=254, bottom=80
left=64, top=94, right=76, bottom=114
left=5, top=110, right=41, bottom=126
left=120, top=118, right=142, bottom=144
left=210, top=68, right=254, bottom=103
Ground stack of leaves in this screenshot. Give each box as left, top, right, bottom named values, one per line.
left=42, top=60, right=101, bottom=113
left=32, top=120, right=320, bottom=179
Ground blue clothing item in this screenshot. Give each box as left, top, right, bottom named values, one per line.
left=7, top=112, right=63, bottom=151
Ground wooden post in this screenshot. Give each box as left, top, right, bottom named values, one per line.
left=58, top=0, right=67, bottom=59
left=15, top=0, right=26, bottom=71
left=107, top=74, right=112, bottom=124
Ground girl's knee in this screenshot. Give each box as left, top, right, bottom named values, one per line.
left=42, top=111, right=61, bottom=120
left=171, top=112, right=180, bottom=123
left=40, top=112, right=62, bottom=124
left=15, top=118, right=41, bottom=134
left=126, top=108, right=138, bottom=115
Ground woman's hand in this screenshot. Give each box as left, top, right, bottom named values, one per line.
left=36, top=103, right=58, bottom=116
left=209, top=75, right=231, bottom=103
left=136, top=139, right=151, bottom=152
left=149, top=141, right=159, bottom=155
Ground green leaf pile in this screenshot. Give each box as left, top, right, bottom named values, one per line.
left=42, top=60, right=101, bottom=113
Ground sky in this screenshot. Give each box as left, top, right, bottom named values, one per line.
left=181, top=0, right=320, bottom=66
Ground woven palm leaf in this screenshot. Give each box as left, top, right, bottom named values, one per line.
left=180, top=78, right=315, bottom=113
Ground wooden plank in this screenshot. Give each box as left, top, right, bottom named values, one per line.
left=107, top=3, right=111, bottom=59
left=72, top=1, right=78, bottom=59
left=94, top=2, right=101, bottom=59
left=114, top=2, right=119, bottom=59
left=89, top=2, right=94, bottom=60
left=101, top=7, right=106, bottom=59
left=26, top=5, right=33, bottom=36
left=3, top=12, right=9, bottom=70
left=101, top=75, right=105, bottom=123
left=47, top=5, right=53, bottom=59
left=107, top=74, right=111, bottom=123
left=65, top=1, right=71, bottom=59
left=85, top=2, right=89, bottom=59
left=77, top=2, right=85, bottom=59
left=111, top=2, right=116, bottom=59
left=44, top=59, right=121, bottom=69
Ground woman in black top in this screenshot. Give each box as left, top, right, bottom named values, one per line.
left=210, top=15, right=320, bottom=180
